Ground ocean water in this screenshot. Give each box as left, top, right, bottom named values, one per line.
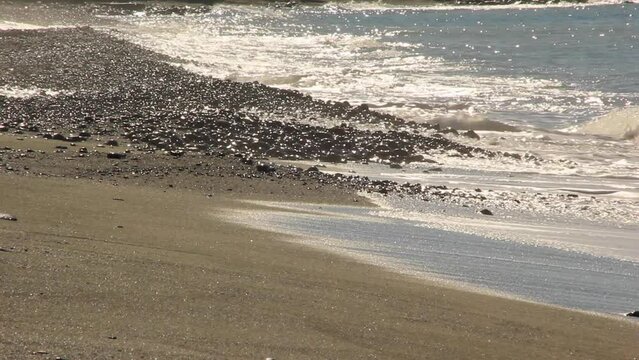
left=1, top=1, right=638, bottom=314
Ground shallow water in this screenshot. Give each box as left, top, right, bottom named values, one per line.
left=226, top=201, right=639, bottom=316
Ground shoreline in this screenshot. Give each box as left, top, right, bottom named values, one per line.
left=1, top=24, right=638, bottom=358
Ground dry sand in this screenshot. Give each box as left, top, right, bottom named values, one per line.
left=1, top=171, right=637, bottom=359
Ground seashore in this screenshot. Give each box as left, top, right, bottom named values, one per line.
left=0, top=24, right=638, bottom=359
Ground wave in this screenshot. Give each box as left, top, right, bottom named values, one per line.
left=578, top=106, right=639, bottom=141
left=427, top=112, right=520, bottom=132
left=321, top=0, right=632, bottom=11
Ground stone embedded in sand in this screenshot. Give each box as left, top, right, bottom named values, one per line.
left=106, top=152, right=126, bottom=159
left=479, top=209, right=493, bottom=216
left=626, top=310, right=639, bottom=317
left=256, top=163, right=276, bottom=173
left=105, top=139, right=119, bottom=146
left=0, top=213, right=17, bottom=221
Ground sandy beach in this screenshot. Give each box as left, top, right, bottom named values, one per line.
left=1, top=165, right=637, bottom=359
left=1, top=21, right=638, bottom=359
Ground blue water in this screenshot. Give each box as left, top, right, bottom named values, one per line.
left=113, top=3, right=639, bottom=130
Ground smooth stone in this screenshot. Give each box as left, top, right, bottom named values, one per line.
left=0, top=213, right=17, bottom=221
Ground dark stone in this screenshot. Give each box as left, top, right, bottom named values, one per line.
left=479, top=209, right=493, bottom=216
left=256, top=163, right=276, bottom=173
left=461, top=130, right=480, bottom=140
left=105, top=139, right=119, bottom=146
left=106, top=152, right=126, bottom=159
left=389, top=163, right=402, bottom=169
left=79, top=147, right=88, bottom=153
left=439, top=127, right=459, bottom=135
left=626, top=310, right=639, bottom=317
left=65, top=134, right=82, bottom=142
left=0, top=125, right=8, bottom=132
left=52, top=133, right=66, bottom=141
left=305, top=166, right=320, bottom=173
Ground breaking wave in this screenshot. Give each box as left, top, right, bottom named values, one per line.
left=578, top=106, right=639, bottom=141
left=428, top=112, right=520, bottom=132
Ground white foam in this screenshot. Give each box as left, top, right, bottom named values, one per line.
left=322, top=0, right=630, bottom=11
left=0, top=86, right=74, bottom=98
left=0, top=21, right=72, bottom=31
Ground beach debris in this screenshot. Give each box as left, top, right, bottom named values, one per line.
left=0, top=213, right=17, bottom=221
left=106, top=152, right=126, bottom=160
left=626, top=310, right=639, bottom=317
left=479, top=209, right=493, bottom=216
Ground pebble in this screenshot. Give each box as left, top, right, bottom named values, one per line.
left=0, top=213, right=17, bottom=221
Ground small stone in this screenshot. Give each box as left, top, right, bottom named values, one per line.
left=479, top=209, right=493, bottom=216
left=626, top=310, right=639, bottom=317
left=305, top=166, right=320, bottom=173
left=256, top=163, right=276, bottom=173
left=461, top=130, right=480, bottom=140
left=105, top=139, right=119, bottom=146
left=106, top=152, right=126, bottom=160
left=0, top=213, right=17, bottom=221
left=389, top=163, right=402, bottom=169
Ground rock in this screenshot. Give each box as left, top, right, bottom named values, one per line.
left=256, top=163, right=276, bottom=173
left=626, top=310, right=639, bottom=317
left=79, top=147, right=88, bottom=153
left=461, top=130, right=480, bottom=140
left=105, top=139, right=119, bottom=146
left=389, top=163, right=402, bottom=169
left=52, top=133, right=66, bottom=141
left=0, top=213, right=17, bottom=221
left=65, top=134, right=82, bottom=142
left=106, top=152, right=126, bottom=159
left=305, top=166, right=320, bottom=173
left=479, top=209, right=493, bottom=216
